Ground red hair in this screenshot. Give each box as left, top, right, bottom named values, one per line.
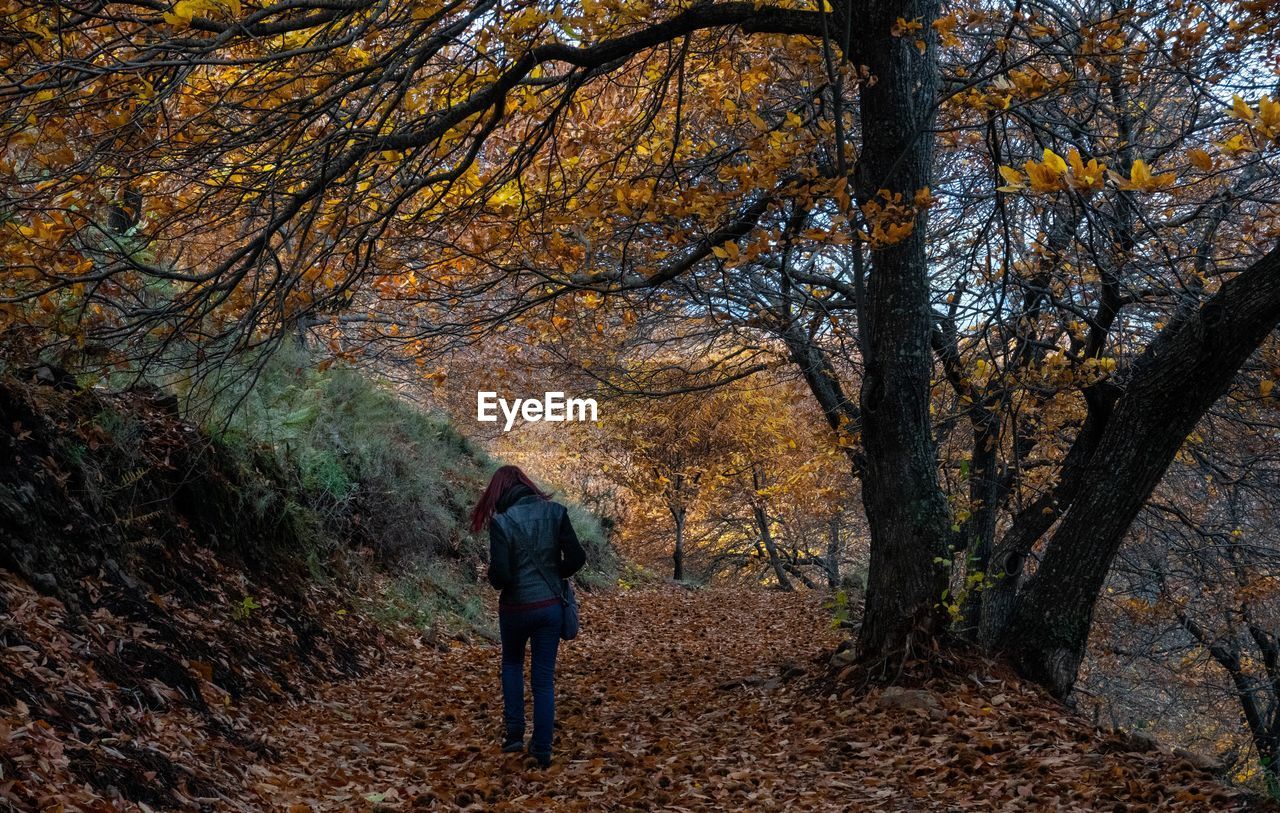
left=470, top=465, right=547, bottom=532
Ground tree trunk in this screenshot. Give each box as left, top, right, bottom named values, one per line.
left=850, top=0, right=952, bottom=669
left=753, top=504, right=794, bottom=591
left=672, top=507, right=686, bottom=582
left=750, top=466, right=794, bottom=590
left=780, top=324, right=862, bottom=472
left=1259, top=733, right=1280, bottom=799
left=1247, top=620, right=1280, bottom=796
left=977, top=391, right=1114, bottom=647
left=825, top=515, right=842, bottom=590
left=1004, top=243, right=1280, bottom=698
left=1180, top=611, right=1278, bottom=793
left=957, top=418, right=1002, bottom=640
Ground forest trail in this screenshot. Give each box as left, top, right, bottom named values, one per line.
left=245, top=589, right=1269, bottom=812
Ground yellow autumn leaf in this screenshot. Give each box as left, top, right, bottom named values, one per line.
left=1258, top=95, right=1280, bottom=139
left=1187, top=148, right=1214, bottom=171
left=163, top=0, right=237, bottom=25
left=892, top=16, right=924, bottom=36
left=163, top=0, right=196, bottom=25
left=1231, top=94, right=1255, bottom=122
left=507, top=6, right=547, bottom=34
left=488, top=181, right=523, bottom=209
left=996, top=165, right=1025, bottom=191
left=932, top=13, right=960, bottom=47
left=1262, top=379, right=1275, bottom=397
left=1109, top=158, right=1175, bottom=192
left=1040, top=148, right=1068, bottom=175
left=865, top=220, right=914, bottom=247
left=412, top=0, right=439, bottom=20
left=1066, top=149, right=1106, bottom=191
left=1213, top=133, right=1254, bottom=157
left=1023, top=152, right=1065, bottom=193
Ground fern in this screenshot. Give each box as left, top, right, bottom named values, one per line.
left=116, top=467, right=147, bottom=491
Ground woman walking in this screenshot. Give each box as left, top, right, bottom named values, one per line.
left=471, top=465, right=586, bottom=768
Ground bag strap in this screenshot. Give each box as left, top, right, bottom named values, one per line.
left=503, top=512, right=566, bottom=602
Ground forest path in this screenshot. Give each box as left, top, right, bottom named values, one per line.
left=246, top=588, right=1266, bottom=812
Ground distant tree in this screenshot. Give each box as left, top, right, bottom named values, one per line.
left=599, top=384, right=734, bottom=581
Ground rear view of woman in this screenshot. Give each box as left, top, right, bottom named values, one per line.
left=471, top=465, right=586, bottom=769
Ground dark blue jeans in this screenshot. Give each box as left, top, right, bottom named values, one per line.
left=499, top=602, right=562, bottom=755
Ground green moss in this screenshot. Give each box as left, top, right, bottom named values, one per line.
left=370, top=564, right=493, bottom=639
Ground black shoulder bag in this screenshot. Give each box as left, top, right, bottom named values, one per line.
left=513, top=527, right=580, bottom=641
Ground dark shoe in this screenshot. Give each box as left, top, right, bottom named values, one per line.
left=502, top=736, right=525, bottom=753
left=530, top=750, right=552, bottom=769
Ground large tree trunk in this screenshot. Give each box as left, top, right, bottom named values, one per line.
left=1004, top=243, right=1280, bottom=698
left=849, top=0, right=952, bottom=668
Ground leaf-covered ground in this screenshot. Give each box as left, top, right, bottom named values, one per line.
left=248, top=588, right=1275, bottom=812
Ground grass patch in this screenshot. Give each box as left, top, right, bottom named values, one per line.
left=194, top=344, right=490, bottom=564
left=371, top=564, right=494, bottom=640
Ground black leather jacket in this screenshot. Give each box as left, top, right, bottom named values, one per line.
left=487, top=486, right=587, bottom=606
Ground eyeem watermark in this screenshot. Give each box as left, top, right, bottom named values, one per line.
left=477, top=391, right=598, bottom=432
